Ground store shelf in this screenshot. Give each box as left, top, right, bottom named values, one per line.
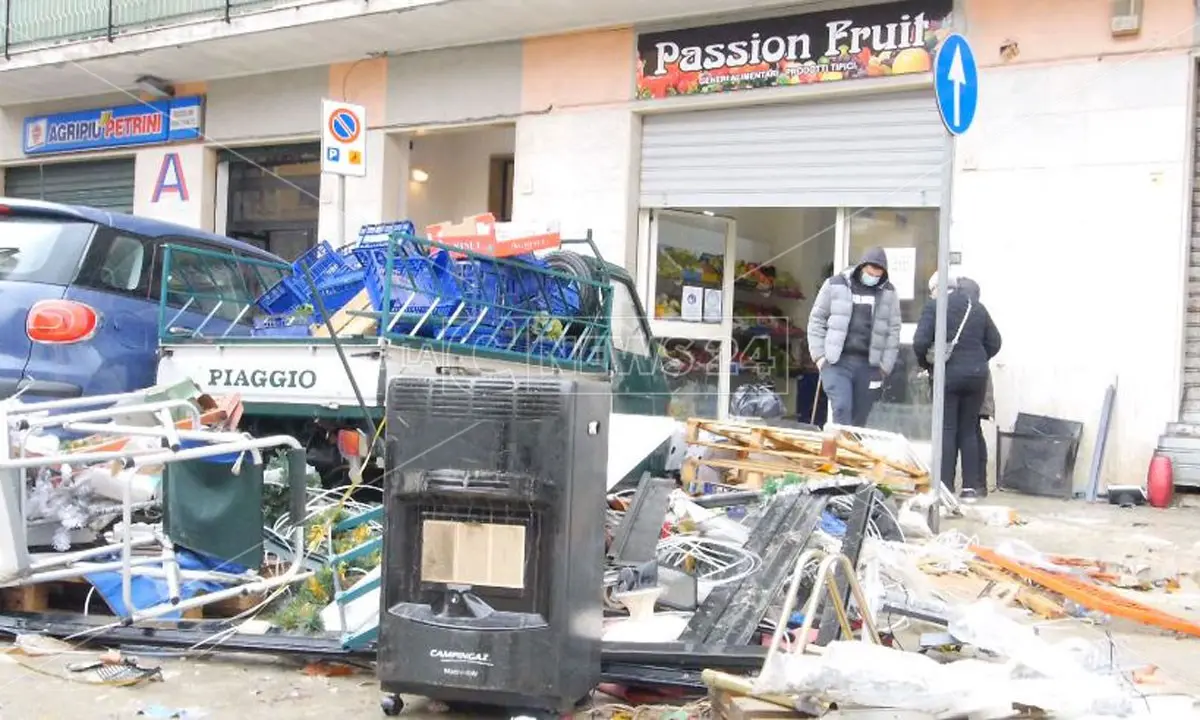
left=649, top=318, right=725, bottom=341
left=656, top=277, right=804, bottom=303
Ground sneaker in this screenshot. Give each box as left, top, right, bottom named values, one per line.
left=959, top=488, right=979, bottom=501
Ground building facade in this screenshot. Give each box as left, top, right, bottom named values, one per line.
left=0, top=0, right=1195, bottom=493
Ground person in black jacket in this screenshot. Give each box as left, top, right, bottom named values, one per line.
left=914, top=272, right=1002, bottom=498
left=956, top=277, right=994, bottom=487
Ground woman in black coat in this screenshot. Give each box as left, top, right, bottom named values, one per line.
left=913, top=273, right=1002, bottom=498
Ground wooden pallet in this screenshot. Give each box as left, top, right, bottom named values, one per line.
left=681, top=419, right=930, bottom=491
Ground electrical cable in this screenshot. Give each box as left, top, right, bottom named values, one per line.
left=656, top=535, right=762, bottom=587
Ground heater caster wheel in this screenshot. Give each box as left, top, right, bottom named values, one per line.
left=380, top=694, right=404, bottom=716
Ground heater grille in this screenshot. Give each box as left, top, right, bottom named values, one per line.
left=388, top=377, right=565, bottom=420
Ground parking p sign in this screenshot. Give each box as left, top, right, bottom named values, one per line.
left=321, top=99, right=367, bottom=177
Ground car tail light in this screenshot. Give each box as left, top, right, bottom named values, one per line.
left=27, top=299, right=99, bottom=344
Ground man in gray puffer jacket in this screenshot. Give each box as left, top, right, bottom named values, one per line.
left=807, top=247, right=902, bottom=427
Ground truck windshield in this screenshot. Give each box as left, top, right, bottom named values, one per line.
left=0, top=217, right=95, bottom=285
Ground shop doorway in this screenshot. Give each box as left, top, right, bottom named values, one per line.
left=644, top=208, right=836, bottom=424
left=405, top=124, right=515, bottom=231
left=642, top=206, right=936, bottom=439
left=221, top=143, right=321, bottom=262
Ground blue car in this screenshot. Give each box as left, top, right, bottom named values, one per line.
left=0, top=198, right=285, bottom=401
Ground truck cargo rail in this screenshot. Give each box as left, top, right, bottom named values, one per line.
left=155, top=229, right=614, bottom=375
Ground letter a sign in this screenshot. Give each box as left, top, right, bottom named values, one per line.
left=152, top=152, right=190, bottom=202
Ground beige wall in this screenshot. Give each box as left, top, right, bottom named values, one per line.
left=133, top=144, right=217, bottom=230
left=953, top=0, right=1196, bottom=491
left=521, top=28, right=634, bottom=111
left=514, top=29, right=638, bottom=268
left=964, top=0, right=1194, bottom=66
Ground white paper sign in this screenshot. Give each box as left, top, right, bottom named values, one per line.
left=680, top=286, right=703, bottom=321
left=883, top=247, right=917, bottom=300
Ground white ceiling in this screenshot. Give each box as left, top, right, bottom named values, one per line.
left=0, top=0, right=821, bottom=105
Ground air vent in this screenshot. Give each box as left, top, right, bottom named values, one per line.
left=388, top=377, right=565, bottom=420
left=1110, top=0, right=1142, bottom=37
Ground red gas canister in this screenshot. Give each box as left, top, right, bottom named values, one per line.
left=1146, top=454, right=1175, bottom=509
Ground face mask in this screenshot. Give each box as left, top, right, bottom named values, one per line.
left=860, top=273, right=881, bottom=287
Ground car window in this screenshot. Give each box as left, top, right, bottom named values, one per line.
left=0, top=217, right=95, bottom=285
left=157, top=240, right=255, bottom=323
left=100, top=235, right=147, bottom=292
left=237, top=253, right=288, bottom=301
left=610, top=278, right=651, bottom=358
left=76, top=230, right=152, bottom=296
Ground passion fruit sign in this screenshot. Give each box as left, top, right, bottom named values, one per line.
left=636, top=0, right=953, bottom=99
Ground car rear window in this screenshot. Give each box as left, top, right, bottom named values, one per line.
left=0, top=217, right=95, bottom=285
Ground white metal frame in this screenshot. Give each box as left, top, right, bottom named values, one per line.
left=642, top=208, right=738, bottom=419
left=0, top=390, right=312, bottom=623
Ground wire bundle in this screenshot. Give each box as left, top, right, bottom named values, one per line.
left=656, top=535, right=762, bottom=587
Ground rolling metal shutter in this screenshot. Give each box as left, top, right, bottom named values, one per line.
left=640, top=90, right=945, bottom=208
left=1183, top=69, right=1200, bottom=424
left=3, top=159, right=136, bottom=213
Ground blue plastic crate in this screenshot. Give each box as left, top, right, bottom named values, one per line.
left=252, top=315, right=312, bottom=338
left=256, top=275, right=308, bottom=316
left=313, top=269, right=368, bottom=317
left=293, top=241, right=354, bottom=281
left=361, top=251, right=459, bottom=324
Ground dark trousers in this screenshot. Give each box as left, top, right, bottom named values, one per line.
left=975, top=420, right=988, bottom=489
left=821, top=354, right=881, bottom=427
left=941, top=375, right=988, bottom=493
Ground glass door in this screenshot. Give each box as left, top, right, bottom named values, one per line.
left=841, top=207, right=939, bottom=441
left=644, top=209, right=736, bottom=420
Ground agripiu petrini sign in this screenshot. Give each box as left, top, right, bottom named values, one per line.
left=636, top=0, right=952, bottom=99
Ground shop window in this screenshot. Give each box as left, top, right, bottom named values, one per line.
left=846, top=208, right=939, bottom=441
left=487, top=155, right=514, bottom=222
left=846, top=209, right=938, bottom=324
left=653, top=212, right=727, bottom=322
left=661, top=338, right=722, bottom=420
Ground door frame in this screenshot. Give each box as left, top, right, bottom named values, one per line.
left=639, top=207, right=737, bottom=419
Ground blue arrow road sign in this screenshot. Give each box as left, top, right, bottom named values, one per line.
left=933, top=33, right=978, bottom=136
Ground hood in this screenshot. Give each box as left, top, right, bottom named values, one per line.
left=852, top=246, right=890, bottom=285
left=957, top=277, right=981, bottom=301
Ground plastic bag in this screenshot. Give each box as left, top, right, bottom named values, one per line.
left=754, top=640, right=1013, bottom=715
left=729, top=383, right=784, bottom=419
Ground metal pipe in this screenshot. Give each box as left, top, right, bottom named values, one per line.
left=106, top=0, right=114, bottom=41
left=0, top=426, right=279, bottom=471
left=1, top=388, right=172, bottom=415
left=18, top=399, right=199, bottom=430
left=161, top=539, right=181, bottom=603
left=7, top=555, right=170, bottom=586
left=64, top=422, right=255, bottom=445
left=157, top=408, right=182, bottom=451
left=3, top=0, right=11, bottom=59
left=26, top=536, right=157, bottom=571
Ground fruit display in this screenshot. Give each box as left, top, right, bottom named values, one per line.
left=733, top=260, right=803, bottom=298
left=657, top=245, right=723, bottom=286
left=655, top=294, right=682, bottom=319
left=732, top=301, right=804, bottom=339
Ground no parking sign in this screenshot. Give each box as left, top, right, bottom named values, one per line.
left=321, top=99, right=367, bottom=177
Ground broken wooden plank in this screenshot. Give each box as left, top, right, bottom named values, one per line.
left=972, top=546, right=1200, bottom=635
